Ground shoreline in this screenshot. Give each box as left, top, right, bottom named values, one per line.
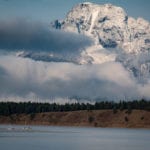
left=0, top=124, right=150, bottom=131
left=0, top=110, right=150, bottom=129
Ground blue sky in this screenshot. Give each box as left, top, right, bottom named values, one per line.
left=0, top=0, right=150, bottom=24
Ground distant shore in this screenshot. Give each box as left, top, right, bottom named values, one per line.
left=0, top=110, right=150, bottom=128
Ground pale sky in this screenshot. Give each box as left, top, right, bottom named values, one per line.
left=0, top=0, right=150, bottom=24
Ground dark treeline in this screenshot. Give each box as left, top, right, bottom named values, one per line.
left=0, top=100, right=150, bottom=116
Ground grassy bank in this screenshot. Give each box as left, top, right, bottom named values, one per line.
left=0, top=110, right=150, bottom=128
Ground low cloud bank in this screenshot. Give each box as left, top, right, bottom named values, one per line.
left=0, top=55, right=149, bottom=102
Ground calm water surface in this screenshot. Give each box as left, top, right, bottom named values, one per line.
left=0, top=125, right=150, bottom=150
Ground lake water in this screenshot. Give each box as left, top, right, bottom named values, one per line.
left=0, top=125, right=150, bottom=150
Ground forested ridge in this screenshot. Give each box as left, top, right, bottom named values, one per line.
left=0, top=100, right=150, bottom=116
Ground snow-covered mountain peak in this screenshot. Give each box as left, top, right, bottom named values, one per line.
left=52, top=2, right=149, bottom=55
left=18, top=2, right=150, bottom=84
left=50, top=2, right=150, bottom=83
